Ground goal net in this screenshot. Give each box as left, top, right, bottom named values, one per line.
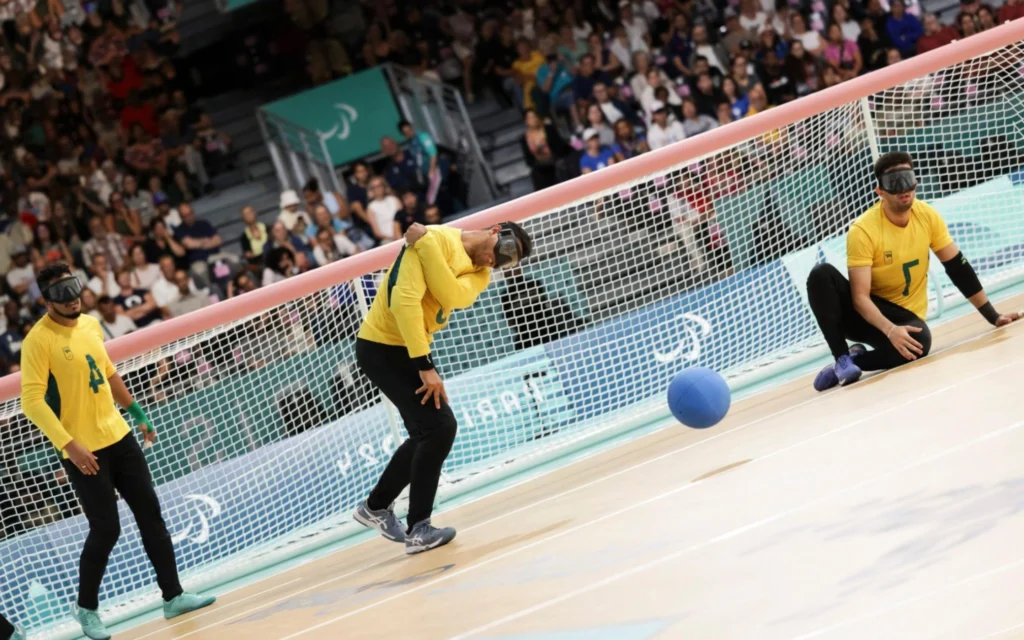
left=5, top=33, right=1024, bottom=639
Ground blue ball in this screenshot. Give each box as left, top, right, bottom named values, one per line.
left=667, top=367, right=731, bottom=429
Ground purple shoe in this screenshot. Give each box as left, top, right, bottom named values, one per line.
left=813, top=345, right=865, bottom=391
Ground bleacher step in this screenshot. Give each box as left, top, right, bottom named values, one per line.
left=493, top=162, right=531, bottom=187
left=192, top=181, right=270, bottom=216
left=473, top=109, right=523, bottom=137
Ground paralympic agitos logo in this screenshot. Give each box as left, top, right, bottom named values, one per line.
left=170, top=494, right=222, bottom=545
left=651, top=312, right=712, bottom=364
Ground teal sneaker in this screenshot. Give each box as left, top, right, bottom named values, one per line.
left=73, top=604, right=111, bottom=640
left=163, top=592, right=216, bottom=619
left=11, top=622, right=25, bottom=640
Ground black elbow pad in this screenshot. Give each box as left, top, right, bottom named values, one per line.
left=942, top=251, right=983, bottom=298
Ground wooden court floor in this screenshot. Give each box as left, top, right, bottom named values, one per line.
left=117, top=295, right=1024, bottom=640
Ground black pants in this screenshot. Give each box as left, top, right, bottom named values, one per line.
left=0, top=612, right=13, bottom=639
left=63, top=434, right=183, bottom=610
left=806, top=263, right=932, bottom=371
left=356, top=339, right=458, bottom=530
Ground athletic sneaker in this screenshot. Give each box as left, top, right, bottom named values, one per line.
left=813, top=344, right=865, bottom=391
left=353, top=500, right=406, bottom=542
left=72, top=604, right=110, bottom=640
left=163, top=592, right=216, bottom=619
left=405, top=519, right=456, bottom=555
left=11, top=623, right=25, bottom=640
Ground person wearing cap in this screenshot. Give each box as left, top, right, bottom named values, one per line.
left=579, top=128, right=616, bottom=174
left=277, top=189, right=304, bottom=231
left=20, top=262, right=216, bottom=640
left=351, top=220, right=533, bottom=554
left=647, top=100, right=687, bottom=150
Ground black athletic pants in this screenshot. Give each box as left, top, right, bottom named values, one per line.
left=0, top=612, right=13, bottom=639
left=63, top=434, right=183, bottom=610
left=356, top=338, right=458, bottom=530
left=806, top=263, right=932, bottom=371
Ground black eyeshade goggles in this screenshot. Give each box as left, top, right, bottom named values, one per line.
left=43, top=276, right=83, bottom=304
left=494, top=225, right=522, bottom=269
left=879, top=168, right=917, bottom=194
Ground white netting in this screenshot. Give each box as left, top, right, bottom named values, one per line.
left=5, top=40, right=1024, bottom=639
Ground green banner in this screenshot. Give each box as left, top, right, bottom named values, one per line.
left=261, top=68, right=403, bottom=168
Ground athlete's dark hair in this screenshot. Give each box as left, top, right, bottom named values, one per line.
left=37, top=261, right=72, bottom=292
left=874, top=151, right=913, bottom=181
left=502, top=221, right=533, bottom=261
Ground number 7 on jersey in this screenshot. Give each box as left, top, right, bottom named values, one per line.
left=901, top=259, right=920, bottom=297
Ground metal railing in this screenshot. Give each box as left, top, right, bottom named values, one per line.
left=257, top=109, right=348, bottom=197
left=257, top=64, right=499, bottom=208
left=381, top=64, right=500, bottom=208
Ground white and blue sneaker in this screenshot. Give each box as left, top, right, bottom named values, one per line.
left=814, top=344, right=866, bottom=391
left=405, top=519, right=456, bottom=555
left=11, top=622, right=25, bottom=640
left=353, top=500, right=406, bottom=542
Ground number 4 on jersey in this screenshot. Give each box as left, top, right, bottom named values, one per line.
left=86, top=355, right=105, bottom=393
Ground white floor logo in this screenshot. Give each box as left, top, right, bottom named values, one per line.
left=651, top=312, right=712, bottom=364
left=171, top=494, right=222, bottom=545
left=317, top=103, right=358, bottom=142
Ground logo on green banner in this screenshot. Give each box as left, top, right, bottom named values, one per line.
left=261, top=67, right=403, bottom=168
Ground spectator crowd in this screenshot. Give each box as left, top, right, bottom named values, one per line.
left=0, top=0, right=251, bottom=378
left=240, top=0, right=1020, bottom=308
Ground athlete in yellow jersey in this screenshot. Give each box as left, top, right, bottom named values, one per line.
left=353, top=220, right=532, bottom=554
left=806, top=151, right=1021, bottom=391
left=20, top=263, right=216, bottom=639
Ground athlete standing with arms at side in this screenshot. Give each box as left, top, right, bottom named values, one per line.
left=20, top=263, right=216, bottom=640
left=806, top=151, right=1021, bottom=390
left=352, top=220, right=532, bottom=554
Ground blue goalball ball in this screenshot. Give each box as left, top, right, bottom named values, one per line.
left=667, top=367, right=731, bottom=429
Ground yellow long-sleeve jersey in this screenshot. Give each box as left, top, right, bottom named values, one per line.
left=357, top=225, right=491, bottom=363
left=20, top=313, right=130, bottom=456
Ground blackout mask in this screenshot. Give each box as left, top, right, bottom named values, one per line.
left=493, top=226, right=522, bottom=269
left=879, top=168, right=917, bottom=194
left=43, top=275, right=83, bottom=304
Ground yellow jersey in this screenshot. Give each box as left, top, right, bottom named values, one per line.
left=358, top=225, right=491, bottom=359
left=846, top=199, right=954, bottom=321
left=20, top=313, right=130, bottom=456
